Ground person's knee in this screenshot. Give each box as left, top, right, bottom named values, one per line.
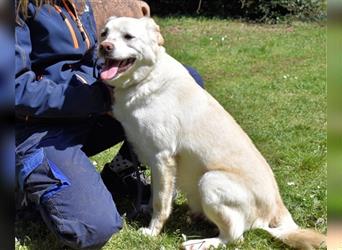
left=89, top=211, right=123, bottom=248
left=54, top=209, right=123, bottom=249
left=80, top=214, right=122, bottom=249
left=32, top=145, right=124, bottom=249
left=38, top=179, right=123, bottom=249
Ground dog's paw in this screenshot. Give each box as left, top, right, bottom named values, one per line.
left=138, top=227, right=155, bottom=236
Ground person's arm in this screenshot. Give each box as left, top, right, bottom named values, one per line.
left=15, top=19, right=112, bottom=119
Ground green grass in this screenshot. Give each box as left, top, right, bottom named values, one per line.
left=15, top=17, right=327, bottom=249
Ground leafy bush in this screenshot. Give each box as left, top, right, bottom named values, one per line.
left=146, top=0, right=326, bottom=22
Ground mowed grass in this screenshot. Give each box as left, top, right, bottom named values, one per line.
left=15, top=18, right=327, bottom=250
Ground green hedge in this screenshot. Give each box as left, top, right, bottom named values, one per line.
left=146, top=0, right=326, bottom=22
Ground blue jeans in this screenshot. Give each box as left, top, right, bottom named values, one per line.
left=17, top=116, right=125, bottom=249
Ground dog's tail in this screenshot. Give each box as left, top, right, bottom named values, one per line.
left=263, top=209, right=326, bottom=249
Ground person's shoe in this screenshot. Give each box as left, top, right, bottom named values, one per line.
left=100, top=153, right=151, bottom=207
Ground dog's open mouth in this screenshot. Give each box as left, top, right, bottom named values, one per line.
left=100, top=58, right=136, bottom=80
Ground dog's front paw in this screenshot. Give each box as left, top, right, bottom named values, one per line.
left=138, top=227, right=155, bottom=236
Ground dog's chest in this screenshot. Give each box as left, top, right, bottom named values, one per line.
left=113, top=96, right=179, bottom=161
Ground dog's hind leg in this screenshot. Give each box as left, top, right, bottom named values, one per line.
left=182, top=170, right=251, bottom=250
left=139, top=152, right=177, bottom=236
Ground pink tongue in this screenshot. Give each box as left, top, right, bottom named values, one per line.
left=100, top=64, right=119, bottom=80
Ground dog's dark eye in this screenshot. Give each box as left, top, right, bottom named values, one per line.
left=124, top=33, right=135, bottom=40
left=100, top=28, right=108, bottom=38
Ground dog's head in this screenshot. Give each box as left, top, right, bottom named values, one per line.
left=98, top=17, right=164, bottom=88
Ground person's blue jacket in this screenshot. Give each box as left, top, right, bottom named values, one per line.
left=15, top=0, right=111, bottom=119
left=15, top=0, right=112, bottom=190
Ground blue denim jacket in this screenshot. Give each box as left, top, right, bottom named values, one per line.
left=15, top=0, right=111, bottom=119
left=15, top=0, right=111, bottom=189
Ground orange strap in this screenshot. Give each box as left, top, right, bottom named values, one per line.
left=54, top=5, right=79, bottom=49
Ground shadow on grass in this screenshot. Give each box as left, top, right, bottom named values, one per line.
left=15, top=201, right=291, bottom=250
left=128, top=201, right=295, bottom=249
left=15, top=207, right=71, bottom=250
left=164, top=203, right=218, bottom=237
left=125, top=201, right=218, bottom=238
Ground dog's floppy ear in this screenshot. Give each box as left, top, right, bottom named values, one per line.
left=141, top=17, right=164, bottom=46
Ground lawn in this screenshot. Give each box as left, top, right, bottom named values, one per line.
left=15, top=17, right=327, bottom=250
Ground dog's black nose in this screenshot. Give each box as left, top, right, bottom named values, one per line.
left=100, top=41, right=114, bottom=54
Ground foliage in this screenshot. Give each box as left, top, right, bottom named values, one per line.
left=146, top=0, right=326, bottom=22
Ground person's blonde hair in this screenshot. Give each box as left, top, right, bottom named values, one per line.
left=17, top=0, right=85, bottom=19
left=17, top=0, right=56, bottom=18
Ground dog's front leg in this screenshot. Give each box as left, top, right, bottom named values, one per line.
left=139, top=153, right=176, bottom=236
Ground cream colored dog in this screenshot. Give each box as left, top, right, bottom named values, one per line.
left=98, top=16, right=326, bottom=250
